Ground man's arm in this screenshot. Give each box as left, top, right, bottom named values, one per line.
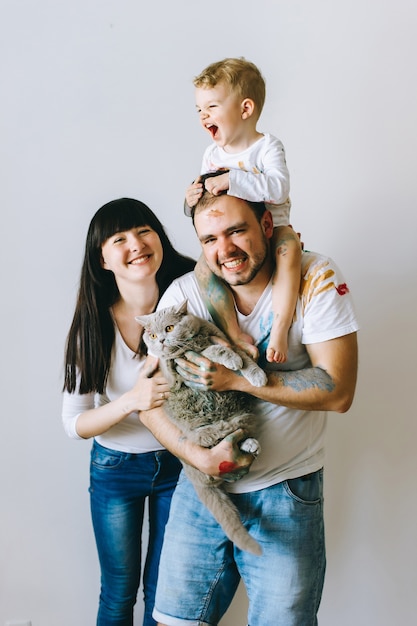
left=139, top=406, right=255, bottom=478
left=256, top=333, right=358, bottom=412
left=174, top=332, right=358, bottom=414
left=134, top=355, right=255, bottom=478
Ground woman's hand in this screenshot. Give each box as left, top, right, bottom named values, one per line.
left=124, top=356, right=171, bottom=412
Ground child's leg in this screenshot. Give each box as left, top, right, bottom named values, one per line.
left=195, top=254, right=258, bottom=359
left=267, top=226, right=302, bottom=363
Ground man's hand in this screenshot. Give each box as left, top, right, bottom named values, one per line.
left=288, top=224, right=304, bottom=251
left=174, top=350, right=240, bottom=392
left=207, top=429, right=256, bottom=480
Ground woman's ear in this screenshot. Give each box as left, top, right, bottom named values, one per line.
left=241, top=98, right=255, bottom=120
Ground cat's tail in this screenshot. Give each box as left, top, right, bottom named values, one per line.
left=191, top=477, right=262, bottom=556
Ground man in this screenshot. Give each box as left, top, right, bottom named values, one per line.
left=141, top=184, right=358, bottom=626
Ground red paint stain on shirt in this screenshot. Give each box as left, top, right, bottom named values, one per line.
left=336, top=283, right=349, bottom=295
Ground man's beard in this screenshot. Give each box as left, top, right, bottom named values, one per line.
left=211, top=237, right=269, bottom=286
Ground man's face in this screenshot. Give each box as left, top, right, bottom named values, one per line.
left=194, top=195, right=273, bottom=287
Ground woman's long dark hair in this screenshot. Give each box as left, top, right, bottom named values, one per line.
left=63, top=198, right=195, bottom=394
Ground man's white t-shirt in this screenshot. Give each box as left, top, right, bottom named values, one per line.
left=158, top=251, right=359, bottom=494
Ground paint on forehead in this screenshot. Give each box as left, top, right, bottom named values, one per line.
left=196, top=206, right=226, bottom=224
left=208, top=207, right=225, bottom=216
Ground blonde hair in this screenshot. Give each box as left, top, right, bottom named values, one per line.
left=193, top=57, right=266, bottom=118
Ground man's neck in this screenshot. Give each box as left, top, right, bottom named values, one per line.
left=231, top=265, right=272, bottom=316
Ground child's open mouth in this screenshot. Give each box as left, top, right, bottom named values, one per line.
left=206, top=123, right=218, bottom=139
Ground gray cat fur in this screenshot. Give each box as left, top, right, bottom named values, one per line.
left=136, top=300, right=267, bottom=555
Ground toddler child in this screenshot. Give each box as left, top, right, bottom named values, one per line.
left=185, top=57, right=301, bottom=363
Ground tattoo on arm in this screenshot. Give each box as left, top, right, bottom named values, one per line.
left=274, top=366, right=335, bottom=393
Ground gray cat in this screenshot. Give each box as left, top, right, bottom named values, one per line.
left=136, top=300, right=267, bottom=555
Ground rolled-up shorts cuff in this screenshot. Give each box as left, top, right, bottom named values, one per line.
left=153, top=608, right=211, bottom=626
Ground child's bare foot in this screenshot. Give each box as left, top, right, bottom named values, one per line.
left=266, top=345, right=287, bottom=363
left=266, top=327, right=288, bottom=363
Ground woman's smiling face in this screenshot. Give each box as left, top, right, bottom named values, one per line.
left=101, top=225, right=163, bottom=283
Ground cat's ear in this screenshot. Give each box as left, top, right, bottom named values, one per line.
left=135, top=314, right=149, bottom=328
left=175, top=300, right=188, bottom=315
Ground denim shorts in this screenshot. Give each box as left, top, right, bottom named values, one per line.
left=153, top=469, right=325, bottom=626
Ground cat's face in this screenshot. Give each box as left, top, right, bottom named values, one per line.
left=136, top=301, right=198, bottom=359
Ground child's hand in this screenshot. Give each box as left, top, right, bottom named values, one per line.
left=185, top=178, right=204, bottom=208
left=204, top=172, right=230, bottom=196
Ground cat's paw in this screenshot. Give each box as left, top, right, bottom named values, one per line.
left=227, top=353, right=244, bottom=370
left=244, top=366, right=268, bottom=387
left=240, top=438, right=261, bottom=457
left=202, top=345, right=243, bottom=371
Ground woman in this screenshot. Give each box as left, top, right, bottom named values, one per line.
left=62, top=198, right=195, bottom=626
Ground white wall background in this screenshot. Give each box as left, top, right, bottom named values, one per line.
left=1, top=1, right=416, bottom=624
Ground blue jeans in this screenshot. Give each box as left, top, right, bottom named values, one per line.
left=153, top=469, right=326, bottom=626
left=89, top=440, right=182, bottom=626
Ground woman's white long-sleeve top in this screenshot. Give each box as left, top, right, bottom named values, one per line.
left=62, top=323, right=164, bottom=453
